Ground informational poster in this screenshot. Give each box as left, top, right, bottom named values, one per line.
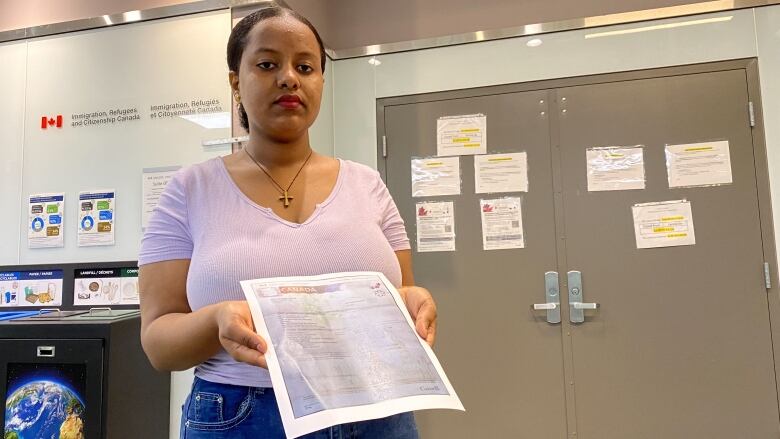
left=142, top=166, right=180, bottom=228
left=632, top=200, right=696, bottom=249
left=240, top=271, right=463, bottom=439
left=411, top=157, right=461, bottom=197
left=586, top=146, right=645, bottom=192
left=437, top=114, right=487, bottom=156
left=78, top=190, right=115, bottom=247
left=416, top=201, right=456, bottom=252
left=666, top=140, right=733, bottom=188
left=0, top=270, right=63, bottom=307
left=474, top=152, right=528, bottom=193
left=73, top=267, right=139, bottom=306
left=27, top=193, right=64, bottom=248
left=480, top=198, right=525, bottom=250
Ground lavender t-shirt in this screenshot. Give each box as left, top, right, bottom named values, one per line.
left=138, top=157, right=410, bottom=387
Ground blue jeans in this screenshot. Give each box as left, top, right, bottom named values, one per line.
left=180, top=377, right=420, bottom=438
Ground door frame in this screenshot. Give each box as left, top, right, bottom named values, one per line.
left=376, top=58, right=780, bottom=429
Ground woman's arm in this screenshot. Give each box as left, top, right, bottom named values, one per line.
left=139, top=260, right=266, bottom=371
left=395, top=250, right=437, bottom=346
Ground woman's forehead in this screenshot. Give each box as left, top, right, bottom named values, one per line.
left=244, top=15, right=319, bottom=54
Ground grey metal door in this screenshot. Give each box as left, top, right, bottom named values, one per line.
left=378, top=60, right=779, bottom=438
left=382, top=90, right=568, bottom=438
left=555, top=68, right=780, bottom=438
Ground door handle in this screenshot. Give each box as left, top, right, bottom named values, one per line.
left=568, top=271, right=600, bottom=323
left=531, top=271, right=561, bottom=324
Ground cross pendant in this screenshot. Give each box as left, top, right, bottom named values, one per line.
left=279, top=191, right=293, bottom=208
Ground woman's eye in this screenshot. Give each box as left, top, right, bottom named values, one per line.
left=297, top=65, right=314, bottom=73
left=257, top=62, right=275, bottom=70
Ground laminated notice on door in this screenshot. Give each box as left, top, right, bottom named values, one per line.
left=474, top=152, right=528, bottom=193
left=411, top=157, right=461, bottom=197
left=437, top=114, right=487, bottom=156
left=666, top=140, right=733, bottom=188
left=586, top=146, right=645, bottom=192
left=416, top=201, right=456, bottom=252
left=480, top=197, right=524, bottom=250
left=632, top=200, right=696, bottom=249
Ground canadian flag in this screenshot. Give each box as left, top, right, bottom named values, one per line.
left=41, top=115, right=63, bottom=129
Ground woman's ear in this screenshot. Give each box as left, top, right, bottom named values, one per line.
left=229, top=71, right=240, bottom=95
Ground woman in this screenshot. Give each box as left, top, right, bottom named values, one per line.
left=138, top=6, right=437, bottom=438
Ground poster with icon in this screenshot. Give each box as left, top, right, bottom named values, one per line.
left=415, top=201, right=456, bottom=252
left=0, top=270, right=63, bottom=307
left=73, top=267, right=139, bottom=306
left=480, top=197, right=525, bottom=250
left=28, top=193, right=64, bottom=248
left=78, top=190, right=115, bottom=246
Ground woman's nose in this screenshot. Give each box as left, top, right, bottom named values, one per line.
left=276, top=65, right=300, bottom=90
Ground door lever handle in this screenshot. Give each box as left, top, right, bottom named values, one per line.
left=571, top=302, right=599, bottom=310
left=532, top=303, right=558, bottom=310
left=531, top=272, right=561, bottom=324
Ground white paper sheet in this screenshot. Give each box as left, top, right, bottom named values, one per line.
left=416, top=201, right=456, bottom=252
left=480, top=198, right=525, bottom=250
left=437, top=114, right=487, bottom=156
left=78, top=190, right=116, bottom=246
left=632, top=200, right=696, bottom=249
left=411, top=157, right=461, bottom=197
left=474, top=152, right=528, bottom=193
left=586, top=147, right=645, bottom=192
left=666, top=140, right=733, bottom=188
left=142, top=166, right=180, bottom=228
left=27, top=193, right=65, bottom=248
left=241, top=272, right=464, bottom=439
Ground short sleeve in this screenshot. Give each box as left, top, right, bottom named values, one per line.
left=138, top=171, right=194, bottom=265
left=373, top=173, right=411, bottom=251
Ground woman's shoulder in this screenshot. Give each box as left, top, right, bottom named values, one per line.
left=340, top=159, right=382, bottom=183
left=169, top=157, right=225, bottom=191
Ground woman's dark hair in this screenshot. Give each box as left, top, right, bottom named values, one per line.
left=227, top=6, right=326, bottom=132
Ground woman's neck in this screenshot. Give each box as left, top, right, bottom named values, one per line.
left=243, top=132, right=313, bottom=167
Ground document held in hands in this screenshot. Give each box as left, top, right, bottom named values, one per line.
left=240, top=272, right=464, bottom=438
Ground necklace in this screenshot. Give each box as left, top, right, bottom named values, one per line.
left=244, top=147, right=314, bottom=208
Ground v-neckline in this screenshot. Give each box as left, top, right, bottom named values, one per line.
left=216, top=156, right=345, bottom=228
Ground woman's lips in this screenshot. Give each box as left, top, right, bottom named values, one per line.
left=276, top=95, right=302, bottom=109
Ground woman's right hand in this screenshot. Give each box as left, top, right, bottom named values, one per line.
left=215, top=301, right=268, bottom=368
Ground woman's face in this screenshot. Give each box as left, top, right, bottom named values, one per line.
left=234, top=15, right=323, bottom=142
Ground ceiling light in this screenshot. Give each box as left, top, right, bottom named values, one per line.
left=526, top=38, right=543, bottom=47
left=585, top=16, right=732, bottom=39
left=123, top=10, right=142, bottom=22
left=102, top=15, right=113, bottom=25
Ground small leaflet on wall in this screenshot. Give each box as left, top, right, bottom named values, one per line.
left=474, top=152, right=528, bottom=193
left=437, top=114, right=487, bottom=156
left=666, top=140, right=733, bottom=188
left=632, top=200, right=696, bottom=249
left=416, top=201, right=456, bottom=252
left=74, top=267, right=139, bottom=306
left=28, top=193, right=65, bottom=248
left=78, top=190, right=116, bottom=246
left=142, top=166, right=181, bottom=228
left=480, top=197, right=525, bottom=250
left=586, top=146, right=645, bottom=192
left=0, top=270, right=63, bottom=307
left=411, top=157, right=461, bottom=197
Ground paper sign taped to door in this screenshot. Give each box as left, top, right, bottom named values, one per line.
left=411, top=157, right=461, bottom=197
left=586, top=146, right=645, bottom=192
left=416, top=201, right=456, bottom=252
left=474, top=152, right=528, bottom=193
left=437, top=114, right=487, bottom=156
left=632, top=200, right=696, bottom=249
left=480, top=197, right=525, bottom=250
left=666, top=140, right=733, bottom=188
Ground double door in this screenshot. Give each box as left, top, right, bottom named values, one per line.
left=378, top=60, right=780, bottom=438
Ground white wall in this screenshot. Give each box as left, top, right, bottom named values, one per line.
left=0, top=42, right=26, bottom=265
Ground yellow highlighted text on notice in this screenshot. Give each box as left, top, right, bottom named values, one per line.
left=661, top=216, right=684, bottom=221
left=653, top=227, right=674, bottom=233
left=684, top=147, right=713, bottom=152
left=667, top=233, right=688, bottom=238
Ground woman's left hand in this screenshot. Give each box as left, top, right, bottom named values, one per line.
left=398, top=286, right=437, bottom=347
